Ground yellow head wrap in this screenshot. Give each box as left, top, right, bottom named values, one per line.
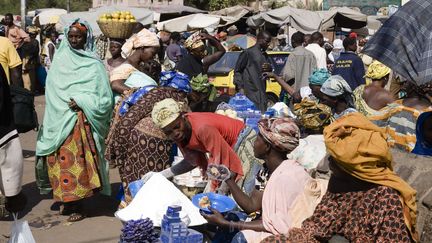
left=151, top=98, right=184, bottom=128
left=121, top=28, right=160, bottom=58
left=324, top=112, right=418, bottom=242
left=366, top=60, right=391, bottom=80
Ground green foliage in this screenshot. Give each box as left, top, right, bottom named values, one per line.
left=296, top=0, right=322, bottom=11
left=0, top=0, right=92, bottom=15
left=208, top=0, right=248, bottom=11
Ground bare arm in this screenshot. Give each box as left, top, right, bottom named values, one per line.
left=203, top=208, right=268, bottom=232
left=266, top=72, right=296, bottom=96
left=169, top=159, right=197, bottom=176
left=202, top=33, right=226, bottom=71
left=48, top=44, right=55, bottom=61
left=110, top=79, right=130, bottom=94
left=225, top=178, right=263, bottom=214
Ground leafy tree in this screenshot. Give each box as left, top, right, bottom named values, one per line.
left=209, top=0, right=248, bottom=11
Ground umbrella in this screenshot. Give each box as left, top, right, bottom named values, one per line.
left=362, top=0, right=432, bottom=86
left=224, top=34, right=256, bottom=50
left=33, top=9, right=67, bottom=25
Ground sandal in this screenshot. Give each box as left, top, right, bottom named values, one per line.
left=67, top=213, right=85, bottom=222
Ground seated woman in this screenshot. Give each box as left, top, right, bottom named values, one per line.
left=412, top=111, right=432, bottom=156
left=147, top=98, right=263, bottom=195
left=266, top=68, right=330, bottom=105
left=353, top=60, right=395, bottom=117
left=262, top=112, right=418, bottom=243
left=36, top=19, right=113, bottom=222
left=202, top=118, right=327, bottom=243
left=110, top=28, right=159, bottom=100
left=319, top=75, right=357, bottom=120
left=369, top=81, right=432, bottom=153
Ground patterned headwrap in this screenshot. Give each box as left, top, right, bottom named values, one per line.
left=151, top=98, right=186, bottom=129
left=309, top=68, right=330, bottom=86
left=321, top=75, right=355, bottom=108
left=67, top=19, right=95, bottom=52
left=258, top=118, right=300, bottom=152
left=71, top=22, right=88, bottom=34
left=184, top=31, right=204, bottom=51
left=26, top=26, right=40, bottom=34
left=121, top=28, right=160, bottom=58
left=294, top=99, right=332, bottom=131
left=366, top=60, right=391, bottom=80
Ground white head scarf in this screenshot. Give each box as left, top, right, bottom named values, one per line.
left=121, top=28, right=160, bottom=58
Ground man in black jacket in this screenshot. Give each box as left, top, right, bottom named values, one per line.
left=0, top=64, right=26, bottom=215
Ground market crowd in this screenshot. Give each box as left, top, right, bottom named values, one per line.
left=1, top=5, right=431, bottom=242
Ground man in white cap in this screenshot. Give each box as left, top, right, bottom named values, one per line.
left=143, top=98, right=263, bottom=195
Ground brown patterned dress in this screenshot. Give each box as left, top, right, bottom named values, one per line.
left=261, top=186, right=412, bottom=243
left=105, top=87, right=187, bottom=206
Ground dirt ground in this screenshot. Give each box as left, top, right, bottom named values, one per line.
left=0, top=96, right=123, bottom=243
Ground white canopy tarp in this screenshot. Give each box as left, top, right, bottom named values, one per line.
left=157, top=13, right=238, bottom=33
left=59, top=6, right=153, bottom=35
left=33, top=8, right=67, bottom=25
left=247, top=7, right=322, bottom=34
left=319, top=7, right=367, bottom=30
left=210, top=5, right=255, bottom=19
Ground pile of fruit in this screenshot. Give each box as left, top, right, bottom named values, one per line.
left=98, top=11, right=136, bottom=23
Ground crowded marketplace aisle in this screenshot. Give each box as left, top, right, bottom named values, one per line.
left=1, top=0, right=432, bottom=242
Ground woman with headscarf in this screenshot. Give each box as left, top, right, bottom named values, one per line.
left=176, top=31, right=226, bottom=111
left=145, top=98, right=264, bottom=196
left=262, top=112, right=418, bottom=243
left=369, top=81, right=432, bottom=153
left=319, top=75, right=356, bottom=120
left=353, top=60, right=395, bottom=117
left=110, top=28, right=160, bottom=100
left=36, top=19, right=113, bottom=222
left=104, top=38, right=126, bottom=75
left=202, top=118, right=327, bottom=243
left=105, top=69, right=211, bottom=207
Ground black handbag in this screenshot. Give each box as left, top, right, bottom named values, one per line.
left=10, top=85, right=39, bottom=133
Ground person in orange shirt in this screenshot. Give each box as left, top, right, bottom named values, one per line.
left=3, top=13, right=30, bottom=57
left=145, top=98, right=263, bottom=195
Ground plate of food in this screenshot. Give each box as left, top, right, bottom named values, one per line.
left=192, top=192, right=236, bottom=213
left=206, top=164, right=230, bottom=181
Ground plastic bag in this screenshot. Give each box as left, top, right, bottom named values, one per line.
left=9, top=213, right=36, bottom=243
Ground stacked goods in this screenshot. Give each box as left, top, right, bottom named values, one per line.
left=97, top=11, right=137, bottom=39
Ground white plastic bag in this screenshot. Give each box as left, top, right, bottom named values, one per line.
left=8, top=213, right=36, bottom=243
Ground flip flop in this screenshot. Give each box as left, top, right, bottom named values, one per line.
left=67, top=213, right=85, bottom=222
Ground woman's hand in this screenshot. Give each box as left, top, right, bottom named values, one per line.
left=199, top=33, right=214, bottom=41
left=201, top=207, right=228, bottom=227
left=68, top=98, right=80, bottom=112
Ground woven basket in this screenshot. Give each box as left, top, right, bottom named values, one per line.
left=97, top=21, right=137, bottom=39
